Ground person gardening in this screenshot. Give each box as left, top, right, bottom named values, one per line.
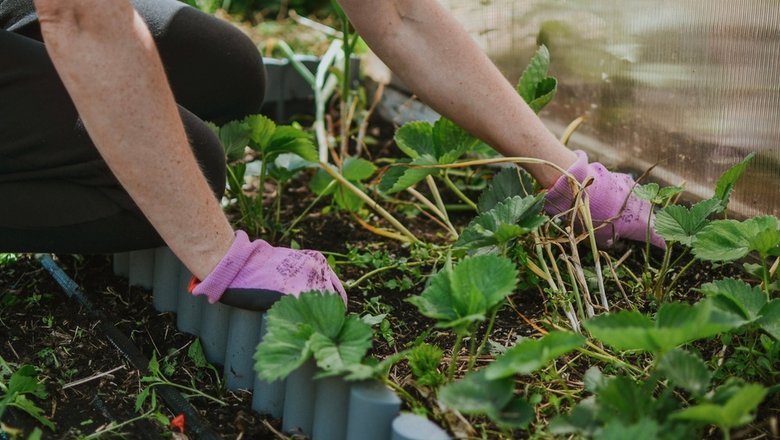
left=0, top=0, right=663, bottom=307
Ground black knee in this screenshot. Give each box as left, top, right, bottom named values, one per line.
left=155, top=6, right=266, bottom=124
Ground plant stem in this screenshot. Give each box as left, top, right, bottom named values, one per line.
left=443, top=172, right=477, bottom=211
left=318, top=161, right=420, bottom=243
left=147, top=381, right=227, bottom=406
left=468, top=308, right=498, bottom=372
left=448, top=332, right=465, bottom=381
left=761, top=256, right=771, bottom=300
left=406, top=186, right=458, bottom=239
left=82, top=409, right=156, bottom=440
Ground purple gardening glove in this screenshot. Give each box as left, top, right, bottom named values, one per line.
left=189, top=230, right=347, bottom=310
left=544, top=150, right=665, bottom=249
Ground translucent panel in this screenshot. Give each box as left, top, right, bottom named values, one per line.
left=442, top=0, right=780, bottom=217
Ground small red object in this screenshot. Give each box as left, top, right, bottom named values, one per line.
left=187, top=275, right=200, bottom=294
left=171, top=413, right=185, bottom=433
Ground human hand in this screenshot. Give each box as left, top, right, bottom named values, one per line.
left=190, top=230, right=347, bottom=310
left=544, top=151, right=666, bottom=249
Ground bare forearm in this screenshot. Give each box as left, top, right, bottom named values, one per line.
left=338, top=0, right=576, bottom=186
left=34, top=0, right=232, bottom=278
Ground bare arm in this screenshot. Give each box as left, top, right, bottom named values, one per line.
left=337, top=0, right=576, bottom=187
left=33, top=0, right=233, bottom=279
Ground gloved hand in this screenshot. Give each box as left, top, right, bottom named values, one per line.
left=189, top=230, right=347, bottom=310
left=544, top=150, right=665, bottom=249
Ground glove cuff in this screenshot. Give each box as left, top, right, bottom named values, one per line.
left=544, top=150, right=590, bottom=215
left=191, top=230, right=267, bottom=303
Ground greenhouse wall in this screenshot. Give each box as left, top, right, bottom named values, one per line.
left=440, top=0, right=780, bottom=217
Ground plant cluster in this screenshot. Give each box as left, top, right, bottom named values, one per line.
left=247, top=42, right=779, bottom=439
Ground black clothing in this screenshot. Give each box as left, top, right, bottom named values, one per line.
left=0, top=0, right=266, bottom=252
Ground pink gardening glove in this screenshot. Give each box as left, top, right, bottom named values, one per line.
left=189, top=230, right=347, bottom=310
left=544, top=150, right=665, bottom=249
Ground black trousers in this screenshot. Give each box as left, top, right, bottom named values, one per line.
left=0, top=0, right=265, bottom=253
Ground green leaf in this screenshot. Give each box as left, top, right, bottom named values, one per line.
left=8, top=365, right=45, bottom=398
left=714, top=153, right=754, bottom=211
left=488, top=397, right=535, bottom=429
left=265, top=126, right=317, bottom=162
left=456, top=194, right=547, bottom=251
left=219, top=120, right=250, bottom=162
left=394, top=121, right=435, bottom=159
left=477, top=167, right=535, bottom=213
left=440, top=369, right=512, bottom=413
left=698, top=278, right=766, bottom=321
left=310, top=315, right=373, bottom=376
left=757, top=300, right=780, bottom=339
left=549, top=398, right=599, bottom=436
left=408, top=255, right=518, bottom=331
left=341, top=157, right=377, bottom=182
left=596, top=376, right=655, bottom=424
left=600, top=418, right=659, bottom=440
left=432, top=117, right=480, bottom=163
left=517, top=45, right=551, bottom=105
left=243, top=114, right=276, bottom=152
left=255, top=293, right=349, bottom=382
left=527, top=77, right=557, bottom=113
left=187, top=339, right=210, bottom=369
left=634, top=183, right=685, bottom=205
left=378, top=156, right=438, bottom=194
left=671, top=383, right=767, bottom=429
left=584, top=300, right=745, bottom=353
left=333, top=184, right=365, bottom=212
left=694, top=216, right=779, bottom=261
left=309, top=167, right=337, bottom=196
left=655, top=198, right=720, bottom=246
left=632, top=183, right=660, bottom=202
left=12, top=396, right=55, bottom=431
left=485, top=331, right=585, bottom=379
left=657, top=349, right=711, bottom=396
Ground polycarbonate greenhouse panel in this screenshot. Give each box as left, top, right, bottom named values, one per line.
left=441, top=0, right=779, bottom=217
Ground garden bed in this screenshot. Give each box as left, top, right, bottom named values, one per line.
left=2, top=9, right=779, bottom=440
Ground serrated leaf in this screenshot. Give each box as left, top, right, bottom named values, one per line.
left=485, top=331, right=585, bottom=379
left=432, top=118, right=479, bottom=163
left=597, top=376, right=655, bottom=424
left=584, top=300, right=745, bottom=353
left=549, top=397, right=600, bottom=436
left=394, top=121, right=435, bottom=159
left=243, top=114, right=276, bottom=151
left=757, top=300, right=780, bottom=339
left=439, top=369, right=514, bottom=415
left=12, top=396, right=55, bottom=430
left=378, top=156, right=438, bottom=194
left=655, top=198, right=721, bottom=246
left=527, top=77, right=557, bottom=113
left=657, top=348, right=711, bottom=396
left=187, top=339, right=209, bottom=369
left=698, top=278, right=766, bottom=321
left=477, top=167, right=535, bottom=213
left=517, top=45, right=551, bottom=104
left=488, top=397, right=535, bottom=429
left=265, top=126, right=317, bottom=162
left=309, top=167, right=337, bottom=196
left=714, top=153, right=754, bottom=211
left=456, top=194, right=547, bottom=250
left=341, top=157, right=377, bottom=182
left=310, top=316, right=373, bottom=375
left=632, top=183, right=660, bottom=202
left=694, top=216, right=779, bottom=261
left=219, top=120, right=250, bottom=162
left=255, top=293, right=348, bottom=381
left=408, top=255, right=517, bottom=331
left=671, top=384, right=767, bottom=429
